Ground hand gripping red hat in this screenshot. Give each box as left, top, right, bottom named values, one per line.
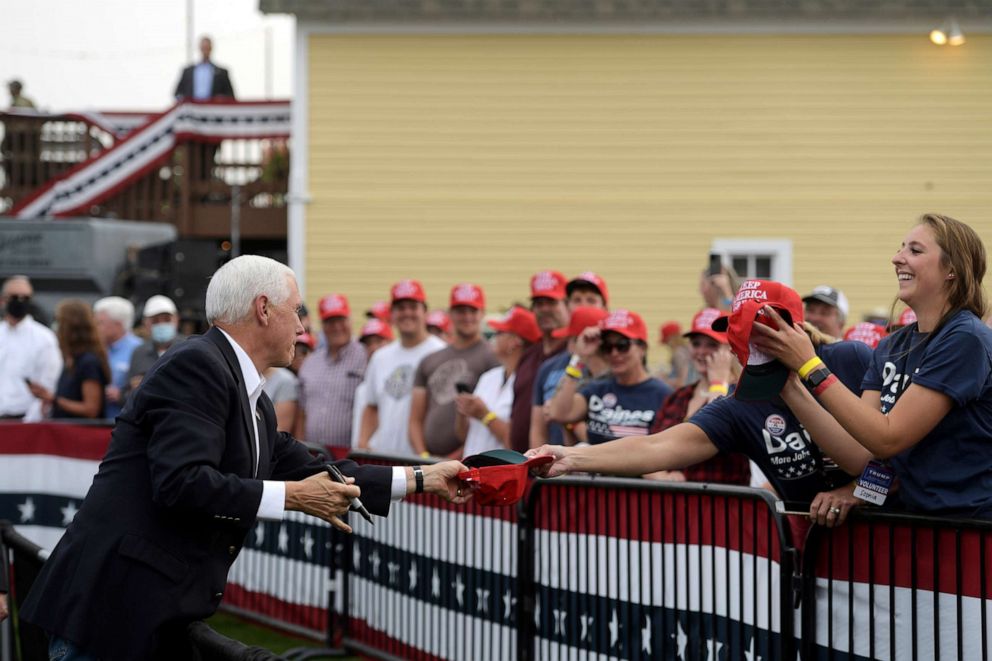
left=450, top=283, right=485, bottom=310
left=566, top=272, right=610, bottom=306
left=844, top=322, right=887, bottom=349
left=318, top=293, right=350, bottom=320
left=391, top=279, right=427, bottom=304
left=683, top=308, right=728, bottom=344
left=711, top=280, right=805, bottom=401
left=530, top=270, right=568, bottom=301
left=487, top=306, right=542, bottom=344
left=458, top=449, right=554, bottom=506
left=600, top=309, right=648, bottom=342
left=551, top=306, right=609, bottom=339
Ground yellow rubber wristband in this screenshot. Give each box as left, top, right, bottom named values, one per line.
left=797, top=356, right=825, bottom=379
left=564, top=365, right=583, bottom=380
left=481, top=411, right=498, bottom=426
left=708, top=383, right=729, bottom=395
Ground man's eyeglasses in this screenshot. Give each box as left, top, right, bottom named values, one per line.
left=599, top=337, right=633, bottom=355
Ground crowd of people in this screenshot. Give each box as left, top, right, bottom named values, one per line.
left=2, top=213, right=990, bottom=529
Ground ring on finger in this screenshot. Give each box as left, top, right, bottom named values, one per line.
left=828, top=507, right=841, bottom=515
left=457, top=488, right=463, bottom=497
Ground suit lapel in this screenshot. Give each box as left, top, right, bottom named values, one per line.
left=205, top=327, right=258, bottom=476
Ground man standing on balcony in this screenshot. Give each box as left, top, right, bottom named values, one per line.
left=174, top=36, right=235, bottom=101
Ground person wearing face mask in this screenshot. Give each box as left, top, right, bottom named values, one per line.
left=0, top=275, right=63, bottom=422
left=121, top=295, right=185, bottom=405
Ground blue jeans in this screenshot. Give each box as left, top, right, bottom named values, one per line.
left=49, top=636, right=99, bottom=661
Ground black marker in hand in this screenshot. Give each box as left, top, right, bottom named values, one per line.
left=325, top=464, right=374, bottom=525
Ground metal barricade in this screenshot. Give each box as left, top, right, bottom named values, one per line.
left=0, top=520, right=50, bottom=661
left=337, top=452, right=520, bottom=661
left=800, top=509, right=992, bottom=661
left=523, top=477, right=797, bottom=661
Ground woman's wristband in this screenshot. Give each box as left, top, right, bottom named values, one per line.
left=481, top=411, right=498, bottom=426
left=798, top=356, right=825, bottom=379
left=708, top=382, right=729, bottom=396
left=812, top=374, right=839, bottom=397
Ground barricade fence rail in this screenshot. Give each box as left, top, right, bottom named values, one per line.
left=3, top=428, right=992, bottom=660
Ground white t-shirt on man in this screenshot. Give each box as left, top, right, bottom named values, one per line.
left=363, top=335, right=447, bottom=457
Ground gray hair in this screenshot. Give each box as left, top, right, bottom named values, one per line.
left=206, top=255, right=295, bottom=325
left=93, top=296, right=135, bottom=331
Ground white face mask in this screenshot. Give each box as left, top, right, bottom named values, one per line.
left=150, top=322, right=177, bottom=344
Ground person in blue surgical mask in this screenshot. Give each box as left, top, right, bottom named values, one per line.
left=121, top=295, right=185, bottom=405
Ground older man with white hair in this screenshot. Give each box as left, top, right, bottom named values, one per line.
left=94, top=296, right=143, bottom=419
left=22, top=255, right=471, bottom=660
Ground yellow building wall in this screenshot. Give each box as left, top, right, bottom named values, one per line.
left=305, top=34, right=992, bottom=337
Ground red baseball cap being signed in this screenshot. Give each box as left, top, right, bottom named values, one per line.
left=711, top=279, right=804, bottom=401
left=458, top=449, right=554, bottom=506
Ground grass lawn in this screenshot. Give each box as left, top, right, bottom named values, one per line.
left=206, top=610, right=337, bottom=656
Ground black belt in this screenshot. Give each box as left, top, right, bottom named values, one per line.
left=0, top=413, right=25, bottom=420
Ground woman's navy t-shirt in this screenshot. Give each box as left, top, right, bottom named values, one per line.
left=689, top=341, right=873, bottom=502
left=52, top=351, right=107, bottom=419
left=862, top=310, right=992, bottom=517
left=579, top=376, right=672, bottom=444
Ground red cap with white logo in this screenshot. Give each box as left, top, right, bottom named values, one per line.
left=450, top=283, right=485, bottom=310
left=599, top=309, right=648, bottom=342
left=683, top=308, right=728, bottom=344
left=391, top=279, right=427, bottom=305
left=318, top=293, right=350, bottom=320
left=359, top=319, right=394, bottom=342
left=844, top=322, right=887, bottom=349
left=530, top=270, right=568, bottom=301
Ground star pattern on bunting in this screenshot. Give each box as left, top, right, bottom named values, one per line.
left=17, top=497, right=35, bottom=522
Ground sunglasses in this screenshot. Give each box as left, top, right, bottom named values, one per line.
left=599, top=337, right=633, bottom=354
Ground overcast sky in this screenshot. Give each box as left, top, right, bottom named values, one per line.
left=3, top=0, right=294, bottom=112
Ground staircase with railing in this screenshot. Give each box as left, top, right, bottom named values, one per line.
left=0, top=100, right=291, bottom=242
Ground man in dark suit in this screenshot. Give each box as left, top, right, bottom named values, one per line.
left=22, top=255, right=469, bottom=660
left=174, top=36, right=235, bottom=100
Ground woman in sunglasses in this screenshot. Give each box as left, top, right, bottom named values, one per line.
left=547, top=309, right=672, bottom=444
left=532, top=281, right=874, bottom=528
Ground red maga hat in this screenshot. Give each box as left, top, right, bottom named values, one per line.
left=600, top=309, right=648, bottom=342
left=487, top=306, right=542, bottom=344
left=530, top=270, right=568, bottom=301
left=450, top=283, right=485, bottom=310
left=711, top=279, right=805, bottom=401
left=458, top=450, right=554, bottom=506
left=659, top=321, right=681, bottom=343
left=295, top=332, right=317, bottom=350
left=359, top=319, right=394, bottom=342
left=551, top=306, right=609, bottom=339
left=683, top=308, right=728, bottom=344
left=391, top=279, right=427, bottom=305
left=566, top=272, right=610, bottom=305
left=318, top=293, right=350, bottom=320
left=426, top=309, right=451, bottom=333
left=844, top=322, right=887, bottom=349
left=366, top=300, right=391, bottom=323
